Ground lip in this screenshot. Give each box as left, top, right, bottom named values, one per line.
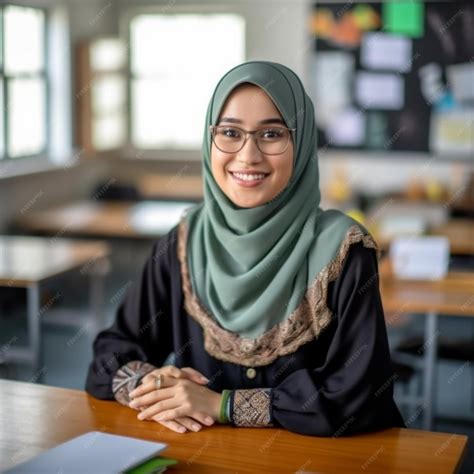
left=228, top=170, right=270, bottom=188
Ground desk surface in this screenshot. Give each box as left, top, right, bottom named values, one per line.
left=0, top=236, right=109, bottom=287
left=0, top=380, right=467, bottom=473
left=15, top=200, right=195, bottom=240
left=379, top=258, right=474, bottom=317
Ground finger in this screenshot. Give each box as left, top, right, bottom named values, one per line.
left=180, top=367, right=210, bottom=384
left=129, top=386, right=175, bottom=409
left=156, top=409, right=215, bottom=426
left=137, top=398, right=180, bottom=420
left=162, top=365, right=186, bottom=379
left=154, top=418, right=187, bottom=434
left=175, top=417, right=202, bottom=432
left=130, top=374, right=176, bottom=398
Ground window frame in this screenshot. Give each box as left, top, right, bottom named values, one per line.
left=0, top=3, right=50, bottom=162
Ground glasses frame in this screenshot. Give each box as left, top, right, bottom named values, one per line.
left=209, top=124, right=296, bottom=155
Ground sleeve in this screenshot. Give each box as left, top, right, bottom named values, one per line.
left=228, top=241, right=404, bottom=436
left=85, top=229, right=176, bottom=401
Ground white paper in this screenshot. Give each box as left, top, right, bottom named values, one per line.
left=361, top=33, right=412, bottom=72
left=355, top=72, right=404, bottom=110
left=6, top=431, right=167, bottom=474
left=311, top=52, right=354, bottom=128
left=326, top=108, right=365, bottom=145
left=430, top=108, right=474, bottom=155
left=447, top=63, right=474, bottom=103
left=390, top=236, right=450, bottom=280
left=130, top=201, right=194, bottom=235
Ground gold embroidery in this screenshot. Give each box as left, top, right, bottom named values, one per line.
left=178, top=220, right=377, bottom=367
left=232, top=389, right=273, bottom=427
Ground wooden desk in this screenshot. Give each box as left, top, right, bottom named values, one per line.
left=376, top=218, right=474, bottom=256
left=0, top=380, right=467, bottom=473
left=15, top=200, right=195, bottom=240
left=0, top=237, right=109, bottom=376
left=430, top=219, right=474, bottom=256
left=139, top=174, right=203, bottom=200
left=379, top=258, right=474, bottom=430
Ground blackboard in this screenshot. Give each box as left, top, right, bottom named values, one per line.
left=310, top=1, right=474, bottom=156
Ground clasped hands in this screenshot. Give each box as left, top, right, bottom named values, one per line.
left=128, top=365, right=222, bottom=434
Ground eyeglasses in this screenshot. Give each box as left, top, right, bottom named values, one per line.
left=209, top=125, right=295, bottom=155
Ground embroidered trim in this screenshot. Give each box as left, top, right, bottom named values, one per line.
left=112, top=360, right=155, bottom=406
left=231, top=389, right=273, bottom=427
left=178, top=220, right=377, bottom=367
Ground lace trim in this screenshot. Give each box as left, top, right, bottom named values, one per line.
left=112, top=360, right=155, bottom=406
left=177, top=220, right=377, bottom=367
left=231, top=389, right=273, bottom=427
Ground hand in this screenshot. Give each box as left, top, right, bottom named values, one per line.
left=130, top=365, right=212, bottom=434
left=129, top=374, right=222, bottom=432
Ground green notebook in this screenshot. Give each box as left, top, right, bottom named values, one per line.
left=124, top=456, right=178, bottom=474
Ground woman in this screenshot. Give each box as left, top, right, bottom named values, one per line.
left=86, top=61, right=404, bottom=436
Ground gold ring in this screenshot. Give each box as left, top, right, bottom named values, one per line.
left=154, top=374, right=162, bottom=390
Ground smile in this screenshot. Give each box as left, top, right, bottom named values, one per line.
left=229, top=171, right=270, bottom=187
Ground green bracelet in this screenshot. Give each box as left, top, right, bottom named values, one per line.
left=218, top=390, right=231, bottom=424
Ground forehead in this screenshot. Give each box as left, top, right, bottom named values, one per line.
left=218, top=83, right=282, bottom=121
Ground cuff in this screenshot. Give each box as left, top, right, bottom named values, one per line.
left=112, top=360, right=155, bottom=406
left=229, top=388, right=273, bottom=427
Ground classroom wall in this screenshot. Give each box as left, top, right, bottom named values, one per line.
left=0, top=0, right=471, bottom=233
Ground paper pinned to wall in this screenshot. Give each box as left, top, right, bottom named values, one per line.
left=447, top=63, right=474, bottom=103
left=326, top=108, right=365, bottom=146
left=383, top=1, right=424, bottom=38
left=430, top=108, right=474, bottom=155
left=355, top=72, right=405, bottom=110
left=311, top=52, right=354, bottom=128
left=361, top=33, right=413, bottom=72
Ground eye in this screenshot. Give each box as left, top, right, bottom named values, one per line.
left=260, top=128, right=284, bottom=139
left=219, top=127, right=242, bottom=139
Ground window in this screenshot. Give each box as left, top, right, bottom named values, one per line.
left=0, top=5, right=48, bottom=159
left=129, top=13, right=245, bottom=150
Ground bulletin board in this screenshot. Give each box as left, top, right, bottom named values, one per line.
left=310, top=1, right=474, bottom=157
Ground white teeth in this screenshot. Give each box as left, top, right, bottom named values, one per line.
left=232, top=172, right=266, bottom=181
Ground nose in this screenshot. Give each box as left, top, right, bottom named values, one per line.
left=237, top=135, right=263, bottom=164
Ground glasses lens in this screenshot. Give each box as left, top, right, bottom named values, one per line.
left=212, top=126, right=291, bottom=154
left=213, top=126, right=244, bottom=153
left=256, top=128, right=290, bottom=154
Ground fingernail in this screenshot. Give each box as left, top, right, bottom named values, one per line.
left=205, top=417, right=213, bottom=425
left=192, top=424, right=201, bottom=431
left=137, top=413, right=143, bottom=420
left=177, top=426, right=186, bottom=433
left=201, top=376, right=210, bottom=383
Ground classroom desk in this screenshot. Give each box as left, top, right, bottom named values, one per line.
left=139, top=173, right=203, bottom=200
left=0, top=237, right=109, bottom=377
left=0, top=380, right=467, bottom=473
left=379, top=258, right=474, bottom=430
left=14, top=200, right=195, bottom=240
left=376, top=218, right=474, bottom=256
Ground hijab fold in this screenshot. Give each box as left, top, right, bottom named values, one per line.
left=183, top=61, right=361, bottom=339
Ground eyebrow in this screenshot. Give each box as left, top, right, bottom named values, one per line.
left=218, top=117, right=286, bottom=126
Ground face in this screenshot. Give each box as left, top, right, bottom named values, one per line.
left=210, top=83, right=294, bottom=208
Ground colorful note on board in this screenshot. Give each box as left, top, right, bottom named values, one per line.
left=382, top=1, right=424, bottom=38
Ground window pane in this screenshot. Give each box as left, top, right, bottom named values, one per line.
left=92, top=74, right=126, bottom=115
left=5, top=6, right=45, bottom=75
left=130, top=14, right=245, bottom=149
left=92, top=114, right=126, bottom=150
left=90, top=38, right=126, bottom=72
left=8, top=78, right=46, bottom=157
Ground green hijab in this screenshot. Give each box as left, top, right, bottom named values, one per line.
left=183, top=61, right=362, bottom=339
